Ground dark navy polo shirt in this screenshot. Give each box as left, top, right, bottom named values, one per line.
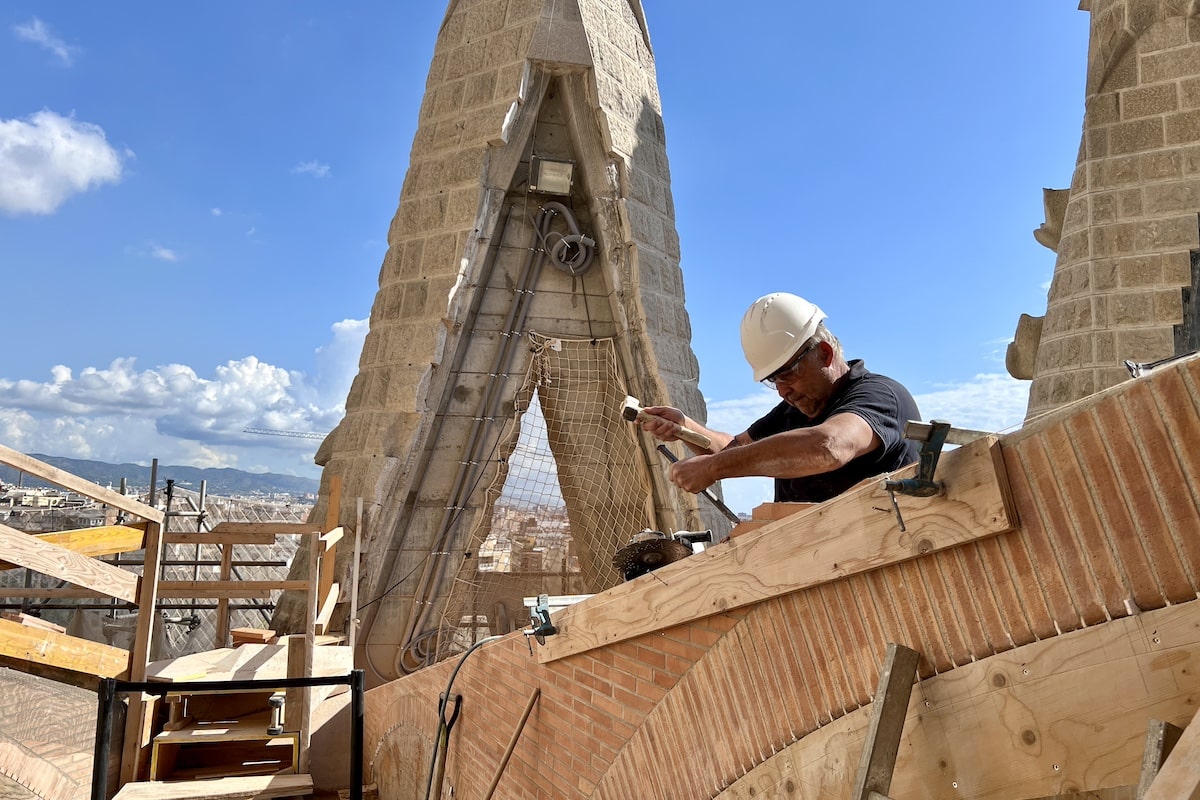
left=745, top=360, right=922, bottom=503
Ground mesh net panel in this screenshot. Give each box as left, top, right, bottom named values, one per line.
left=437, top=333, right=653, bottom=655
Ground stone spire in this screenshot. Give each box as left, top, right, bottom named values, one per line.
left=1008, top=1, right=1200, bottom=418
left=272, top=0, right=715, bottom=683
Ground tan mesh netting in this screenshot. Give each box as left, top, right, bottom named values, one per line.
left=437, top=333, right=654, bottom=654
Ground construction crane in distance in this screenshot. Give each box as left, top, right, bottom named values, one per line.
left=243, top=427, right=327, bottom=440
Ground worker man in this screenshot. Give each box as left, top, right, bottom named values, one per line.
left=639, top=292, right=921, bottom=503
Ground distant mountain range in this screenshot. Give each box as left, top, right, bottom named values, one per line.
left=0, top=454, right=319, bottom=497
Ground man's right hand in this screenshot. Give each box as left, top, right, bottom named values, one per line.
left=638, top=406, right=687, bottom=442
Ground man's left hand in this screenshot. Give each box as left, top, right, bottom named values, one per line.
left=668, top=455, right=717, bottom=494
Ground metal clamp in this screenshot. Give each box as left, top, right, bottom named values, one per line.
left=881, top=420, right=959, bottom=531
left=523, top=593, right=557, bottom=645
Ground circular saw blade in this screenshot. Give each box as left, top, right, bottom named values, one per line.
left=612, top=538, right=692, bottom=581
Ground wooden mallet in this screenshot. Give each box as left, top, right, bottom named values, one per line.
left=621, top=396, right=712, bottom=450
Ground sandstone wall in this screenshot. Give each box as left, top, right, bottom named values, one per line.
left=1012, top=1, right=1200, bottom=418
left=273, top=0, right=718, bottom=683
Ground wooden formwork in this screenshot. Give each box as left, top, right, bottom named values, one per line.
left=364, top=353, right=1200, bottom=799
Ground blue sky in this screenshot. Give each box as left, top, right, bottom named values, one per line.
left=0, top=3, right=1089, bottom=512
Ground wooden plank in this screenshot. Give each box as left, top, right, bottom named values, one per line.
left=0, top=617, right=129, bottom=684
left=314, top=582, right=339, bottom=636
left=152, top=716, right=292, bottom=744
left=851, top=644, right=920, bottom=800
left=1139, top=720, right=1184, bottom=798
left=230, top=627, right=276, bottom=645
left=0, top=442, right=163, bottom=523
left=157, top=580, right=308, bottom=598
left=539, top=436, right=1014, bottom=662
left=0, top=522, right=140, bottom=603
left=145, top=643, right=351, bottom=683
left=0, top=587, right=114, bottom=599
left=164, top=531, right=278, bottom=546
left=215, top=543, right=234, bottom=648
left=0, top=523, right=147, bottom=570
left=1143, top=710, right=1200, bottom=800
left=1, top=611, right=66, bottom=633
left=123, top=518, right=164, bottom=784
left=209, top=521, right=322, bottom=536
left=318, top=477, right=342, bottom=616
left=112, top=773, right=313, bottom=800
left=320, top=526, right=344, bottom=551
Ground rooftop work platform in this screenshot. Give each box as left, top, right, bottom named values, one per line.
left=363, top=351, right=1200, bottom=798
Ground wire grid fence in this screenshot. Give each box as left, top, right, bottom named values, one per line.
left=437, top=333, right=655, bottom=655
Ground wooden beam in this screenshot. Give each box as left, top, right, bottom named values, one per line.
left=209, top=521, right=322, bottom=536
left=110, top=773, right=313, bottom=800
left=157, top=580, right=309, bottom=598
left=318, top=476, right=342, bottom=616
left=538, top=436, right=1014, bottom=662
left=0, top=523, right=147, bottom=570
left=0, top=611, right=65, bottom=633
left=214, top=542, right=234, bottom=648
left=1139, top=720, right=1185, bottom=798
left=0, top=617, right=129, bottom=686
left=164, top=531, right=278, bottom=546
left=0, top=522, right=140, bottom=603
left=0, top=587, right=112, bottom=599
left=320, top=526, right=344, bottom=551
left=0, top=443, right=163, bottom=523
left=851, top=644, right=920, bottom=800
left=1143, top=710, right=1200, bottom=800
left=122, top=519, right=164, bottom=785
left=314, top=582, right=340, bottom=636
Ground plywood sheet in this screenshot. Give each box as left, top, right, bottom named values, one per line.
left=539, top=436, right=1013, bottom=662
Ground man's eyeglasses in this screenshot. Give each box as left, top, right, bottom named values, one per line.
left=762, top=341, right=819, bottom=386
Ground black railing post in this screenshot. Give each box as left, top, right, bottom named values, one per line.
left=91, top=678, right=116, bottom=800
left=351, top=669, right=364, bottom=800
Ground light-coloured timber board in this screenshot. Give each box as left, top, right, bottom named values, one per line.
left=111, top=773, right=313, bottom=800
left=122, top=518, right=164, bottom=785
left=713, top=601, right=1200, bottom=800
left=164, top=531, right=279, bottom=546
left=153, top=717, right=292, bottom=744
left=0, top=522, right=140, bottom=603
left=750, top=502, right=817, bottom=521
left=146, top=644, right=351, bottom=685
left=157, top=581, right=308, bottom=598
left=0, top=443, right=163, bottom=523
left=210, top=522, right=322, bottom=536
left=230, top=627, right=276, bottom=644
left=0, top=617, right=129, bottom=682
left=0, top=523, right=147, bottom=570
left=539, top=436, right=1013, bottom=662
left=0, top=587, right=113, bottom=599
left=1, top=611, right=66, bottom=633
left=1143, top=708, right=1200, bottom=800
left=314, top=582, right=339, bottom=635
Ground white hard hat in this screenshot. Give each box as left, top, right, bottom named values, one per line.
left=739, top=293, right=827, bottom=382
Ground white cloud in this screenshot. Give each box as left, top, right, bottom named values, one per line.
left=13, top=18, right=78, bottom=66
left=913, top=373, right=1029, bottom=436
left=0, top=110, right=122, bottom=214
left=150, top=242, right=178, bottom=262
left=0, top=320, right=366, bottom=478
left=210, top=207, right=222, bottom=216
left=291, top=160, right=330, bottom=178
